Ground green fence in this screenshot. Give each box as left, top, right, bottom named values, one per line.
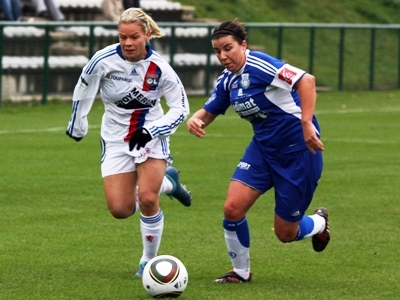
left=1, top=21, right=400, bottom=104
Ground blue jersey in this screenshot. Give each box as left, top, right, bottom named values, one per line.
left=204, top=50, right=320, bottom=154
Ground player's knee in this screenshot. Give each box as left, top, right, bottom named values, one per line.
left=109, top=208, right=132, bottom=219
left=274, top=229, right=296, bottom=243
left=137, top=195, right=159, bottom=215
left=107, top=202, right=134, bottom=219
left=139, top=200, right=157, bottom=212
left=223, top=202, right=243, bottom=220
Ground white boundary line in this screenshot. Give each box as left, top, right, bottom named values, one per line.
left=0, top=107, right=398, bottom=145
left=0, top=125, right=102, bottom=135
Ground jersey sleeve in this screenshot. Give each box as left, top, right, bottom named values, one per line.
left=66, top=65, right=102, bottom=139
left=144, top=70, right=189, bottom=139
left=203, top=72, right=231, bottom=115
left=270, top=64, right=306, bottom=90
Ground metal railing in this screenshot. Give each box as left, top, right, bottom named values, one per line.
left=1, top=21, right=400, bottom=104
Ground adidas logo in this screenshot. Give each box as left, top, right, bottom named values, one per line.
left=291, top=210, right=300, bottom=216
left=130, top=68, right=138, bottom=76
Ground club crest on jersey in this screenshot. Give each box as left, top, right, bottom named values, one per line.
left=278, top=68, right=297, bottom=85
left=145, top=74, right=159, bottom=87
left=240, top=73, right=250, bottom=89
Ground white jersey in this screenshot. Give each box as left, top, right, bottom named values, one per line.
left=67, top=43, right=189, bottom=143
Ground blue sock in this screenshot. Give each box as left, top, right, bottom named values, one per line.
left=294, top=215, right=315, bottom=241
left=223, top=217, right=250, bottom=248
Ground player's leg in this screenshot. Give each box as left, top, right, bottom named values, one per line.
left=164, top=166, right=192, bottom=207
left=214, top=180, right=259, bottom=283
left=274, top=209, right=328, bottom=247
left=132, top=137, right=191, bottom=207
left=273, top=150, right=330, bottom=250
left=215, top=141, right=266, bottom=283
left=103, top=172, right=137, bottom=218
left=133, top=166, right=191, bottom=277
left=101, top=139, right=139, bottom=218
left=128, top=137, right=191, bottom=276
left=133, top=166, right=192, bottom=211
left=136, top=157, right=166, bottom=216
left=134, top=158, right=166, bottom=277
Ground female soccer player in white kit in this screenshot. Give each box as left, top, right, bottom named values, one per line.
left=66, top=8, right=191, bottom=277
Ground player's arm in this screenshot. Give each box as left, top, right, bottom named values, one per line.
left=186, top=73, right=230, bottom=138
left=186, top=108, right=217, bottom=138
left=66, top=73, right=101, bottom=141
left=295, top=73, right=324, bottom=154
left=144, top=73, right=190, bottom=139
left=128, top=69, right=190, bottom=151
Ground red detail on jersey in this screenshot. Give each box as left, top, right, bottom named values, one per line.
left=124, top=110, right=144, bottom=141
left=278, top=68, right=297, bottom=85
left=146, top=235, right=154, bottom=242
left=143, top=62, right=160, bottom=91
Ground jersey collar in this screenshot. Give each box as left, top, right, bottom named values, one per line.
left=234, top=49, right=250, bottom=75
left=144, top=44, right=152, bottom=59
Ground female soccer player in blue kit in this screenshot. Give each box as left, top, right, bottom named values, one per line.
left=187, top=18, right=330, bottom=283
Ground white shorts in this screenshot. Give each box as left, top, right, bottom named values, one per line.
left=100, top=137, right=173, bottom=177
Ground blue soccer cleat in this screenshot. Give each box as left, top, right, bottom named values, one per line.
left=134, top=261, right=147, bottom=278
left=165, top=167, right=192, bottom=207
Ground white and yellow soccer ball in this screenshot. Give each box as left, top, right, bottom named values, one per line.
left=142, top=255, right=188, bottom=298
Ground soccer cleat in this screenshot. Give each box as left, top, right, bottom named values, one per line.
left=165, top=167, right=192, bottom=207
left=134, top=261, right=147, bottom=278
left=312, top=207, right=330, bottom=252
left=214, top=270, right=252, bottom=283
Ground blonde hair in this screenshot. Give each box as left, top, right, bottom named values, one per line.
left=118, top=8, right=164, bottom=39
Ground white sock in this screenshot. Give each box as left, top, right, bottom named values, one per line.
left=159, top=176, right=173, bottom=195
left=305, top=214, right=326, bottom=237
left=139, top=210, right=164, bottom=262
left=224, top=230, right=250, bottom=279
left=134, top=189, right=140, bottom=213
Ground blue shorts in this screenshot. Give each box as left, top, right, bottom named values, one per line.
left=232, top=140, right=323, bottom=222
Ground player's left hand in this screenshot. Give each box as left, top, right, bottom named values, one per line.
left=302, top=122, right=324, bottom=154
left=129, top=128, right=152, bottom=151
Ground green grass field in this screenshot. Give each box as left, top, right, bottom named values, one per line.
left=1, top=91, right=399, bottom=299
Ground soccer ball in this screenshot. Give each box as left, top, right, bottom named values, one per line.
left=142, top=255, right=188, bottom=298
